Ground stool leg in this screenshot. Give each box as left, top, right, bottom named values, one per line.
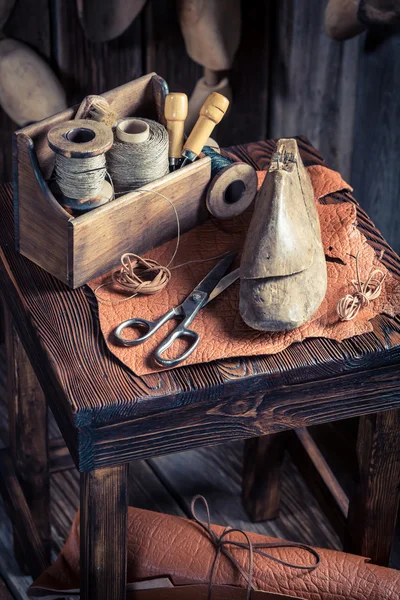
left=4, top=304, right=51, bottom=572
left=81, top=465, right=129, bottom=600
left=347, top=409, right=400, bottom=566
left=242, top=433, right=287, bottom=521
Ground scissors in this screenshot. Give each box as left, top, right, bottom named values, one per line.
left=113, top=252, right=239, bottom=368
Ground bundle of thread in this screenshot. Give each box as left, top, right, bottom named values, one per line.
left=107, top=117, right=169, bottom=195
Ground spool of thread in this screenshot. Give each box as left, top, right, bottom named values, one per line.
left=202, top=146, right=258, bottom=220
left=48, top=119, right=114, bottom=211
left=107, top=117, right=169, bottom=195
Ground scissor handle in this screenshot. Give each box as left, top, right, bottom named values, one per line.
left=154, top=324, right=200, bottom=368
left=113, top=309, right=176, bottom=347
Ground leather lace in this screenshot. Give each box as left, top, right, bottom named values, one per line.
left=190, top=495, right=320, bottom=600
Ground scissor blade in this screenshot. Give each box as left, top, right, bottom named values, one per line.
left=205, top=268, right=239, bottom=305
left=192, top=252, right=237, bottom=298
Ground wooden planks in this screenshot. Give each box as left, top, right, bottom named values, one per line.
left=347, top=408, right=400, bottom=565
left=351, top=30, right=400, bottom=254
left=4, top=306, right=51, bottom=570
left=80, top=465, right=128, bottom=600
left=242, top=433, right=288, bottom=521
left=268, top=0, right=360, bottom=181
left=0, top=0, right=52, bottom=183
left=52, top=0, right=143, bottom=106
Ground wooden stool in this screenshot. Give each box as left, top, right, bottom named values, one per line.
left=0, top=149, right=399, bottom=598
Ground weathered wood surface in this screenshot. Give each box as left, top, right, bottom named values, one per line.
left=0, top=349, right=399, bottom=599
left=0, top=450, right=50, bottom=578
left=242, top=433, right=288, bottom=522
left=351, top=29, right=400, bottom=254
left=268, top=0, right=360, bottom=181
left=287, top=428, right=349, bottom=541
left=3, top=306, right=51, bottom=569
left=80, top=465, right=128, bottom=600
left=347, top=408, right=400, bottom=565
left=2, top=137, right=400, bottom=469
left=15, top=73, right=213, bottom=288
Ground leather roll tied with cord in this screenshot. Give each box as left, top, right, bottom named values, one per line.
left=29, top=496, right=400, bottom=599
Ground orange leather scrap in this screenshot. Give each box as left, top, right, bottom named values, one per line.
left=29, top=507, right=400, bottom=599
left=88, top=165, right=400, bottom=375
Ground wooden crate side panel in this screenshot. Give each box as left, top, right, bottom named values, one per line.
left=16, top=135, right=70, bottom=282
left=71, top=157, right=211, bottom=287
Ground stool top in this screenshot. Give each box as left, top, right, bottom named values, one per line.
left=1, top=136, right=399, bottom=472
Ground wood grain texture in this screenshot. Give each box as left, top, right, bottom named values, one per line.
left=347, top=408, right=400, bottom=565
left=351, top=29, right=400, bottom=254
left=287, top=428, right=348, bottom=541
left=268, top=0, right=360, bottom=181
left=3, top=306, right=51, bottom=570
left=14, top=73, right=212, bottom=287
left=52, top=0, right=142, bottom=107
left=80, top=465, right=128, bottom=600
left=0, top=0, right=51, bottom=183
left=71, top=155, right=210, bottom=287
left=2, top=137, right=400, bottom=473
left=145, top=0, right=271, bottom=146
left=242, top=433, right=288, bottom=522
left=0, top=450, right=50, bottom=578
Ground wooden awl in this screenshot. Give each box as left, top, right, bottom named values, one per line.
left=164, top=93, right=188, bottom=171
left=181, top=92, right=229, bottom=167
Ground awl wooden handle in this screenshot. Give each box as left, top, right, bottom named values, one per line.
left=165, top=93, right=188, bottom=159
left=183, top=92, right=229, bottom=159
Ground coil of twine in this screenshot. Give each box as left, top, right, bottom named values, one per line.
left=54, top=154, right=107, bottom=200
left=112, top=253, right=171, bottom=295
left=107, top=117, right=169, bottom=194
left=336, top=248, right=386, bottom=321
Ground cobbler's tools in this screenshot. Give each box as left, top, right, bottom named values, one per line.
left=240, top=138, right=327, bottom=331
left=202, top=146, right=257, bottom=220
left=181, top=92, right=229, bottom=167
left=114, top=253, right=238, bottom=367
left=0, top=38, right=66, bottom=126
left=76, top=0, right=147, bottom=42
left=164, top=93, right=188, bottom=171
left=107, top=117, right=169, bottom=194
left=178, top=0, right=240, bottom=131
left=48, top=119, right=114, bottom=211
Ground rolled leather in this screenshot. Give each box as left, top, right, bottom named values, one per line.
left=29, top=506, right=400, bottom=599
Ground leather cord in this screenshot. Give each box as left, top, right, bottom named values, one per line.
left=337, top=247, right=386, bottom=321
left=190, top=495, right=320, bottom=600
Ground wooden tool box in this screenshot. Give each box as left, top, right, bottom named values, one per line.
left=14, top=73, right=211, bottom=288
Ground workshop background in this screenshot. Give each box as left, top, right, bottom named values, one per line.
left=0, top=0, right=398, bottom=253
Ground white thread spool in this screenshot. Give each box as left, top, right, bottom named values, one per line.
left=116, top=118, right=150, bottom=144
left=107, top=117, right=169, bottom=195
left=48, top=119, right=114, bottom=211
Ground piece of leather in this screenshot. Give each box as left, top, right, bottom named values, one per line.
left=88, top=145, right=400, bottom=375
left=29, top=506, right=400, bottom=599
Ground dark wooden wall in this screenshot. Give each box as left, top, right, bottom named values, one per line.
left=0, top=0, right=398, bottom=252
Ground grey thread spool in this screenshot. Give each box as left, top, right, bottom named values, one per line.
left=48, top=119, right=114, bottom=211
left=107, top=117, right=169, bottom=195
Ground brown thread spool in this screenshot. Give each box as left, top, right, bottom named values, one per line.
left=206, top=162, right=258, bottom=220
left=48, top=119, right=114, bottom=211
